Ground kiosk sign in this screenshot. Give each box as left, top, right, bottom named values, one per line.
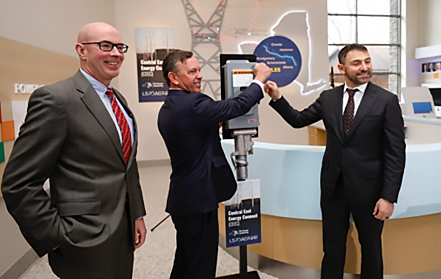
left=224, top=179, right=261, bottom=247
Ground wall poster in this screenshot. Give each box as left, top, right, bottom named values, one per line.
left=135, top=29, right=175, bottom=102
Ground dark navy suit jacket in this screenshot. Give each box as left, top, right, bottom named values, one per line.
left=270, top=82, right=406, bottom=205
left=158, top=83, right=263, bottom=215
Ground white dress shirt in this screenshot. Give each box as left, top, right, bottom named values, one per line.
left=342, top=82, right=368, bottom=116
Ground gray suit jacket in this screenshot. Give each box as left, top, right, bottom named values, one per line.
left=1, top=70, right=146, bottom=268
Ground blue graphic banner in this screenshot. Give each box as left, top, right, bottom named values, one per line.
left=253, top=35, right=302, bottom=87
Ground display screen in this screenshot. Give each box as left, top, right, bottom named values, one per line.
left=412, top=102, right=433, bottom=114
left=429, top=88, right=441, bottom=106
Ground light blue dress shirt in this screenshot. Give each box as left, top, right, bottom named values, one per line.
left=80, top=69, right=134, bottom=146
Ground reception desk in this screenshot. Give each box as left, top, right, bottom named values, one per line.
left=218, top=116, right=441, bottom=276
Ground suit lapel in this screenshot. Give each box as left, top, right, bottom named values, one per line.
left=345, top=82, right=378, bottom=141
left=73, top=71, right=125, bottom=164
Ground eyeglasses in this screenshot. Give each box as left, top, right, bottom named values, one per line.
left=82, top=41, right=129, bottom=53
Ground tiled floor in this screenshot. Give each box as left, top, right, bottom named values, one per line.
left=18, top=160, right=278, bottom=279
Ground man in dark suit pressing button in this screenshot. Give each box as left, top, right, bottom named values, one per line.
left=158, top=49, right=271, bottom=279
left=265, top=44, right=405, bottom=279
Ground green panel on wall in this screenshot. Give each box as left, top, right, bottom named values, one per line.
left=0, top=141, right=5, bottom=163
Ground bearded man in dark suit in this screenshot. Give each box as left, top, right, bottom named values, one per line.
left=265, top=43, right=406, bottom=279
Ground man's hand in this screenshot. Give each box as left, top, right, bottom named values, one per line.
left=254, top=63, right=272, bottom=83
left=134, top=218, right=147, bottom=249
left=373, top=198, right=394, bottom=221
left=264, top=81, right=281, bottom=100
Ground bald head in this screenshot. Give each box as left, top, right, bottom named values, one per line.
left=77, top=22, right=119, bottom=44
left=75, top=22, right=125, bottom=86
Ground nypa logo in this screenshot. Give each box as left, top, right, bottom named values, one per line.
left=142, top=81, right=164, bottom=88
left=142, top=82, right=153, bottom=88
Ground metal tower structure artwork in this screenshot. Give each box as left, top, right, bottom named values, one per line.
left=182, top=0, right=227, bottom=99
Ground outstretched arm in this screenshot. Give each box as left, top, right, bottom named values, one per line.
left=267, top=81, right=323, bottom=128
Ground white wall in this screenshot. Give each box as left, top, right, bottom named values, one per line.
left=115, top=0, right=329, bottom=161
left=402, top=0, right=421, bottom=88
left=0, top=198, right=32, bottom=277
left=418, top=0, right=441, bottom=46
left=403, top=0, right=441, bottom=88
left=0, top=0, right=115, bottom=58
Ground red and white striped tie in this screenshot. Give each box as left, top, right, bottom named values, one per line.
left=106, top=87, right=132, bottom=165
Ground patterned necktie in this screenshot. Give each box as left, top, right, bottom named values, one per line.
left=106, top=87, right=132, bottom=165
left=342, top=89, right=357, bottom=135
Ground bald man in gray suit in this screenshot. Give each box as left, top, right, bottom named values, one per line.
left=1, top=22, right=146, bottom=279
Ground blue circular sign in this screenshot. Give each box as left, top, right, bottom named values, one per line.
left=253, top=36, right=302, bottom=87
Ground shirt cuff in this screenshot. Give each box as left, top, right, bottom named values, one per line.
left=271, top=95, right=283, bottom=102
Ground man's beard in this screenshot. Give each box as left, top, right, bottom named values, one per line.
left=347, top=70, right=372, bottom=86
